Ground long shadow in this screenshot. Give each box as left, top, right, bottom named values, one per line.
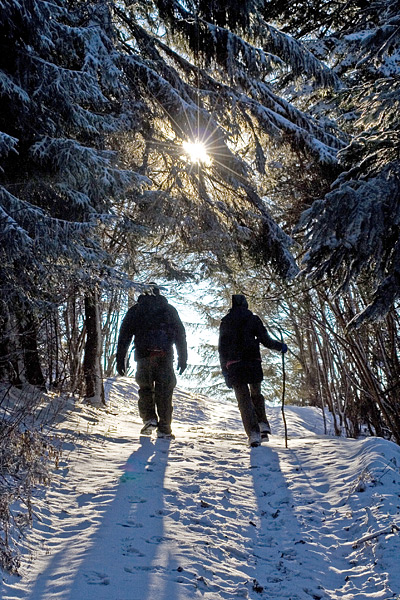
left=249, top=445, right=327, bottom=600
left=27, top=436, right=177, bottom=600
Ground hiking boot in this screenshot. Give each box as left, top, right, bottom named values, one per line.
left=248, top=431, right=261, bottom=447
left=140, top=419, right=158, bottom=434
left=157, top=430, right=175, bottom=440
left=259, top=421, right=271, bottom=437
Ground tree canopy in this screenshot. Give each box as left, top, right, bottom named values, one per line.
left=2, top=0, right=399, bottom=317
left=0, top=0, right=399, bottom=417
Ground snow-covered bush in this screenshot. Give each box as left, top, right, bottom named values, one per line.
left=0, top=385, right=61, bottom=573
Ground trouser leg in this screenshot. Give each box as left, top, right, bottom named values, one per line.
left=250, top=382, right=271, bottom=431
left=250, top=382, right=267, bottom=421
left=153, top=355, right=176, bottom=434
left=233, top=383, right=260, bottom=437
left=135, top=357, right=157, bottom=422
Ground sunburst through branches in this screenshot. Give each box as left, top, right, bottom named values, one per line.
left=182, top=139, right=212, bottom=165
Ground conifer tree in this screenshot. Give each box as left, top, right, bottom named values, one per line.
left=112, top=0, right=400, bottom=327
left=0, top=0, right=145, bottom=389
left=113, top=0, right=343, bottom=282
left=287, top=0, right=400, bottom=325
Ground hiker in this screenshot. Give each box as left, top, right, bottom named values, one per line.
left=218, top=294, right=287, bottom=447
left=116, top=284, right=187, bottom=439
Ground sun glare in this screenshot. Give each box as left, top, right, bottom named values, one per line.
left=182, top=140, right=211, bottom=165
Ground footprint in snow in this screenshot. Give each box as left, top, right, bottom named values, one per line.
left=84, top=571, right=110, bottom=585
left=146, top=535, right=168, bottom=544
left=127, top=495, right=147, bottom=504
left=281, top=548, right=297, bottom=561
left=118, top=519, right=143, bottom=528
left=124, top=565, right=153, bottom=573
left=304, top=588, right=325, bottom=600
left=121, top=542, right=145, bottom=557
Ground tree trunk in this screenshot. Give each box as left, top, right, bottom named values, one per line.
left=83, top=290, right=105, bottom=405
left=0, top=305, right=21, bottom=386
left=65, top=293, right=85, bottom=393
left=18, top=308, right=46, bottom=390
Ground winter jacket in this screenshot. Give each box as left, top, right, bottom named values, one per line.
left=116, top=293, right=187, bottom=374
left=218, top=295, right=283, bottom=385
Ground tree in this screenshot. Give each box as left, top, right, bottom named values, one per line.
left=286, top=0, right=400, bottom=326
left=0, top=0, right=145, bottom=391
left=112, top=0, right=346, bottom=280
left=111, top=0, right=399, bottom=327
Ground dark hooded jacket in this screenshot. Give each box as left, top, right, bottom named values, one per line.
left=218, top=294, right=283, bottom=385
left=116, top=293, right=187, bottom=372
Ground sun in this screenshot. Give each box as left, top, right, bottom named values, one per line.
left=182, top=140, right=211, bottom=165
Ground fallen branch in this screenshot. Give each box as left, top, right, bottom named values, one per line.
left=352, top=523, right=400, bottom=548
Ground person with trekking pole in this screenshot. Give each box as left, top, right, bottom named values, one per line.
left=116, top=283, right=187, bottom=439
left=218, top=294, right=287, bottom=447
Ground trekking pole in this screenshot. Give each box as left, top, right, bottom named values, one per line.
left=279, top=329, right=288, bottom=449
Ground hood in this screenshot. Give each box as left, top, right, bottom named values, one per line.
left=231, top=294, right=248, bottom=309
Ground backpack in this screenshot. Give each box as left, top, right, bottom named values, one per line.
left=135, top=299, right=175, bottom=353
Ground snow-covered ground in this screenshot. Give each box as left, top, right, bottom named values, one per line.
left=2, top=378, right=400, bottom=600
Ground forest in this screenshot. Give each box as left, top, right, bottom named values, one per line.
left=0, top=0, right=399, bottom=572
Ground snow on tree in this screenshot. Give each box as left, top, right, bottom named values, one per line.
left=0, top=0, right=146, bottom=387
left=0, top=0, right=145, bottom=287
left=108, top=0, right=350, bottom=285
left=2, top=0, right=397, bottom=394
left=297, top=80, right=400, bottom=327
left=0, top=0, right=349, bottom=302
left=286, top=0, right=400, bottom=326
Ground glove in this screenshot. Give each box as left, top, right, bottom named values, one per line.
left=222, top=370, right=233, bottom=389
left=281, top=343, right=288, bottom=354
left=177, top=358, right=187, bottom=375
left=116, top=356, right=126, bottom=376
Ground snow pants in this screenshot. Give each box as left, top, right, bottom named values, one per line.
left=233, top=382, right=269, bottom=437
left=135, top=353, right=176, bottom=434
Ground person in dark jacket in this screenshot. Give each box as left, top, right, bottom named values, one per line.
left=218, top=294, right=287, bottom=447
left=116, top=285, right=187, bottom=439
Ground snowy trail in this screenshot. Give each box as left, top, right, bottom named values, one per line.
left=2, top=378, right=400, bottom=600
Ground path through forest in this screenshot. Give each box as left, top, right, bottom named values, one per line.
left=1, top=378, right=400, bottom=600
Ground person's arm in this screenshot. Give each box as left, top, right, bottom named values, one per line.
left=254, top=316, right=286, bottom=352
left=116, top=306, right=137, bottom=375
left=218, top=322, right=233, bottom=388
left=218, top=322, right=228, bottom=372
left=170, top=307, right=188, bottom=374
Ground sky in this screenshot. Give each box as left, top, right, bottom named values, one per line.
left=2, top=378, right=400, bottom=600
